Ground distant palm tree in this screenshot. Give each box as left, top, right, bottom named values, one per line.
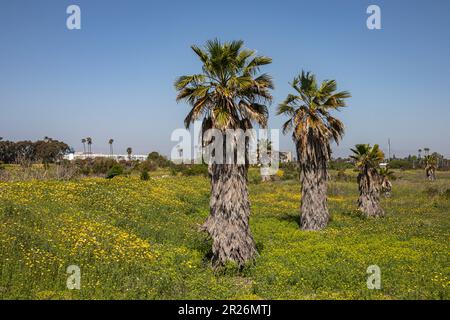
left=277, top=71, right=350, bottom=230
left=81, top=138, right=86, bottom=154
left=109, top=139, right=114, bottom=156
left=86, top=137, right=92, bottom=155
left=126, top=147, right=132, bottom=161
left=379, top=167, right=395, bottom=197
left=418, top=149, right=422, bottom=159
left=175, top=39, right=273, bottom=267
left=350, top=144, right=385, bottom=217
left=424, top=147, right=430, bottom=156
left=424, top=154, right=437, bottom=181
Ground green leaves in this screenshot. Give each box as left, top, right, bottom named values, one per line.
left=277, top=70, right=350, bottom=147
left=175, top=39, right=273, bottom=130
left=350, top=144, right=385, bottom=170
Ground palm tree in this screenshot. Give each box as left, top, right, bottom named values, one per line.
left=109, top=139, right=114, bottom=156
left=379, top=166, right=395, bottom=197
left=424, top=147, right=430, bottom=156
left=424, top=154, right=437, bottom=181
left=175, top=39, right=273, bottom=267
left=418, top=149, right=422, bottom=159
left=81, top=138, right=86, bottom=154
left=126, top=147, right=132, bottom=161
left=86, top=137, right=92, bottom=156
left=277, top=71, right=350, bottom=230
left=350, top=144, right=385, bottom=217
left=258, top=139, right=272, bottom=182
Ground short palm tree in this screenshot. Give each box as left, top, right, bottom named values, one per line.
left=109, top=139, right=114, bottom=156
left=424, top=154, right=437, bottom=181
left=175, top=39, right=273, bottom=267
left=126, top=147, right=132, bottom=161
left=379, top=167, right=395, bottom=197
left=350, top=144, right=385, bottom=217
left=277, top=71, right=350, bottom=230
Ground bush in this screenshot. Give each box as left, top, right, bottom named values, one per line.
left=147, top=152, right=172, bottom=168
left=388, top=159, right=413, bottom=170
left=106, top=164, right=123, bottom=179
left=170, top=164, right=208, bottom=177
left=140, top=170, right=150, bottom=181
left=139, top=160, right=158, bottom=172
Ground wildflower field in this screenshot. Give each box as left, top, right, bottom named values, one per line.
left=0, top=169, right=448, bottom=300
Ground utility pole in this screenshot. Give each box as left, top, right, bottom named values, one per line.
left=388, top=138, right=391, bottom=162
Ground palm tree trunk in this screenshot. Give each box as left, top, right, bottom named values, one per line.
left=357, top=169, right=384, bottom=217
left=300, top=161, right=329, bottom=230
left=297, top=137, right=330, bottom=230
left=201, top=163, right=257, bottom=268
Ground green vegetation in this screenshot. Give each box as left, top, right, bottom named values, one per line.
left=0, top=168, right=448, bottom=299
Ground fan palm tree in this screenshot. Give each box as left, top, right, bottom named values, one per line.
left=109, top=139, right=114, bottom=156
left=86, top=137, right=92, bottom=155
left=424, top=147, right=430, bottom=157
left=81, top=138, right=86, bottom=154
left=424, top=154, right=437, bottom=181
left=175, top=39, right=273, bottom=267
left=379, top=166, right=395, bottom=197
left=126, top=147, right=132, bottom=161
left=277, top=71, right=350, bottom=230
left=350, top=144, right=385, bottom=217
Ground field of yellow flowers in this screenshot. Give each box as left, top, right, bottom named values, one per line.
left=0, top=169, right=449, bottom=299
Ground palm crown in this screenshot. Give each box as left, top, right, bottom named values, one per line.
left=350, top=144, right=385, bottom=170
left=175, top=39, right=274, bottom=132
left=277, top=71, right=350, bottom=160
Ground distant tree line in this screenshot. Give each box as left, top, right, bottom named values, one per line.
left=0, top=138, right=71, bottom=166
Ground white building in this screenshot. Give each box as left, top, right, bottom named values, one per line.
left=64, top=152, right=148, bottom=162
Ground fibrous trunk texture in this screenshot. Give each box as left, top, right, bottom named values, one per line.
left=357, top=168, right=384, bottom=217
left=426, top=167, right=436, bottom=181
left=201, top=163, right=257, bottom=268
left=297, top=134, right=330, bottom=230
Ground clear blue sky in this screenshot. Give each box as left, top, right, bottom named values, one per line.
left=1, top=0, right=449, bottom=157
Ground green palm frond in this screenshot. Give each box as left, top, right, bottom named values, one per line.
left=350, top=144, right=385, bottom=170
left=278, top=71, right=351, bottom=150
left=176, top=39, right=273, bottom=131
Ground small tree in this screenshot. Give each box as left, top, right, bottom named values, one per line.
left=424, top=155, right=437, bottom=181
left=379, top=167, right=395, bottom=197
left=350, top=144, right=385, bottom=217
left=126, top=147, right=133, bottom=161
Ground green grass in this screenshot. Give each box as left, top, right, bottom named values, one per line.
left=0, top=169, right=448, bottom=299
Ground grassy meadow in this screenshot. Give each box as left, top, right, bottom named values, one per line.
left=0, top=167, right=449, bottom=300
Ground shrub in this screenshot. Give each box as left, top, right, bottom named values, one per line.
left=106, top=164, right=123, bottom=179
left=140, top=170, right=150, bottom=181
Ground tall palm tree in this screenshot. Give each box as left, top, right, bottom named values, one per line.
left=424, top=154, right=437, bottom=181
left=418, top=149, right=422, bottom=159
left=126, top=147, right=132, bottom=161
left=277, top=71, right=350, bottom=230
left=109, top=139, right=114, bottom=156
left=175, top=39, right=273, bottom=267
left=350, top=144, right=385, bottom=217
left=424, top=147, right=430, bottom=157
left=86, top=137, right=92, bottom=156
left=81, top=138, right=86, bottom=154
